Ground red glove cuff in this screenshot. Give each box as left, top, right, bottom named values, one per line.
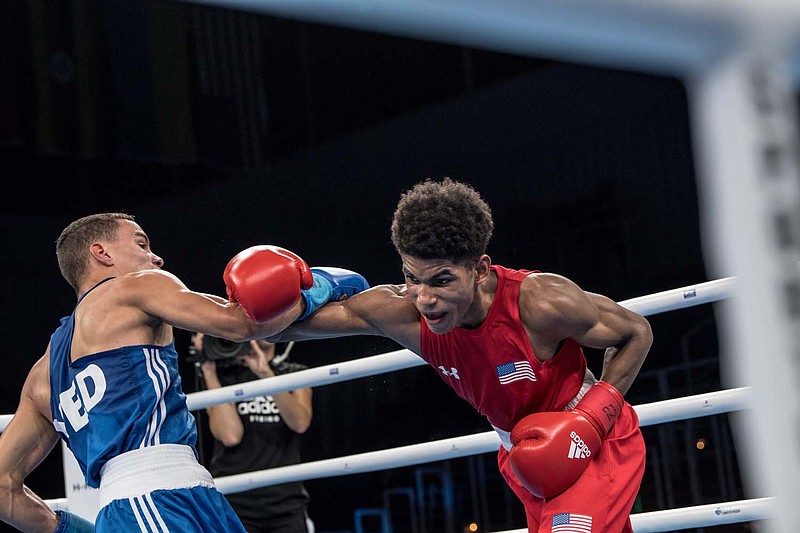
left=573, top=381, right=625, bottom=436
left=273, top=248, right=314, bottom=289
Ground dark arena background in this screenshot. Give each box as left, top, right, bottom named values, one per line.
left=1, top=1, right=799, bottom=532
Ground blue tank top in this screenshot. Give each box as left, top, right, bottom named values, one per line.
left=49, top=280, right=198, bottom=488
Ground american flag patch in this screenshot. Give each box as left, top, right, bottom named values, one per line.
left=496, top=361, right=536, bottom=384
left=551, top=512, right=592, bottom=533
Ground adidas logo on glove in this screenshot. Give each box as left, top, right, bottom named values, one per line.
left=567, top=430, right=592, bottom=459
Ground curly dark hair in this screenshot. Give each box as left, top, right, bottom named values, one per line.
left=56, top=212, right=135, bottom=293
left=391, top=177, right=493, bottom=266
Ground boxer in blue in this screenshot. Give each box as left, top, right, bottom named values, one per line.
left=0, top=213, right=367, bottom=532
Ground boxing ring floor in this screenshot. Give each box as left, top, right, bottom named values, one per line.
left=0, top=274, right=774, bottom=532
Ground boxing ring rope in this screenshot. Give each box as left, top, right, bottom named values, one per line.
left=185, top=275, right=738, bottom=411
left=181, top=3, right=800, bottom=530
left=1, top=274, right=739, bottom=427
left=183, top=273, right=764, bottom=532
left=0, top=1, right=789, bottom=531
left=204, top=387, right=754, bottom=491
left=494, top=497, right=775, bottom=533
left=0, top=273, right=769, bottom=531
left=42, top=387, right=767, bottom=531
left=187, top=273, right=765, bottom=532
left=206, top=388, right=761, bottom=533
left=0, top=275, right=741, bottom=440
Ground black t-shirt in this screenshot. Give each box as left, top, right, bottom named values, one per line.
left=208, top=360, right=310, bottom=523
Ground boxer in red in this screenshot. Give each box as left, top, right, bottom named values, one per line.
left=259, top=177, right=653, bottom=532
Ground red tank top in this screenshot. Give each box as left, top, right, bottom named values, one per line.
left=419, top=265, right=587, bottom=431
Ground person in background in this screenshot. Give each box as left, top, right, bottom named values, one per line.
left=195, top=334, right=315, bottom=533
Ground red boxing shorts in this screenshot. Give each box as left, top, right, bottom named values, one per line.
left=498, top=403, right=646, bottom=533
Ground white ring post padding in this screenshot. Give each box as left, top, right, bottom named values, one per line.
left=489, top=497, right=775, bottom=533
left=212, top=387, right=751, bottom=495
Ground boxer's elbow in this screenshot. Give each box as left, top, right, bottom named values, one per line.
left=632, top=315, right=654, bottom=353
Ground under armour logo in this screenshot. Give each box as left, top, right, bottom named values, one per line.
left=439, top=366, right=460, bottom=379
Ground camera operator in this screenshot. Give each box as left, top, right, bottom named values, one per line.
left=192, top=333, right=315, bottom=533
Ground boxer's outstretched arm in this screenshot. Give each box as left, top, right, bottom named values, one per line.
left=268, top=284, right=420, bottom=349
left=122, top=268, right=305, bottom=343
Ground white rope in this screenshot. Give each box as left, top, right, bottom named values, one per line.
left=213, top=387, right=751, bottom=495
left=0, top=415, right=11, bottom=433
left=187, top=276, right=740, bottom=410
left=46, top=486, right=772, bottom=532
left=188, top=343, right=752, bottom=415
left=0, top=274, right=759, bottom=530
left=634, top=385, right=751, bottom=425
left=617, top=276, right=735, bottom=316
left=213, top=431, right=501, bottom=494
left=490, top=497, right=774, bottom=533
left=186, top=349, right=424, bottom=411
left=45, top=498, right=68, bottom=511
left=629, top=497, right=773, bottom=532
left=183, top=0, right=800, bottom=82
left=0, top=274, right=747, bottom=431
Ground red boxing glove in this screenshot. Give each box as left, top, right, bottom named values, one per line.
left=508, top=381, right=625, bottom=499
left=223, top=245, right=314, bottom=323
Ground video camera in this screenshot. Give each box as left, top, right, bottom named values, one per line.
left=188, top=335, right=250, bottom=368
left=188, top=335, right=296, bottom=371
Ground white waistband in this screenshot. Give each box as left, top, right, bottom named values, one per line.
left=494, top=368, right=597, bottom=452
left=98, top=444, right=215, bottom=507
left=493, top=426, right=513, bottom=452
left=563, top=367, right=598, bottom=411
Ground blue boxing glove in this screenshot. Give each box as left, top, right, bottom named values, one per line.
left=54, top=510, right=94, bottom=533
left=298, top=267, right=369, bottom=320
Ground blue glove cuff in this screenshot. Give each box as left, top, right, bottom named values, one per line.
left=298, top=267, right=369, bottom=321
left=298, top=273, right=334, bottom=320
left=55, top=510, right=95, bottom=533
